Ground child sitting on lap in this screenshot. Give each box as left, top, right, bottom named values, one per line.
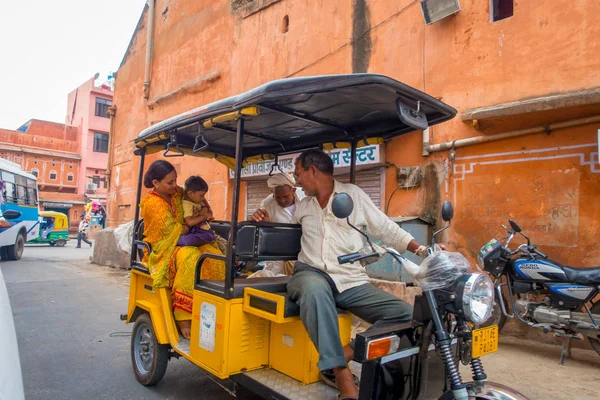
left=178, top=176, right=226, bottom=251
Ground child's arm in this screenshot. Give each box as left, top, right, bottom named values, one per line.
left=184, top=205, right=211, bottom=227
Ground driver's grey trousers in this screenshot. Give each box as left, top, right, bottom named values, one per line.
left=287, top=263, right=413, bottom=371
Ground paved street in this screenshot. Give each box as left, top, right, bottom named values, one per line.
left=2, top=242, right=600, bottom=400
left=2, top=242, right=239, bottom=400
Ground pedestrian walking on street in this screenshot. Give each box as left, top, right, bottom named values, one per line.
left=76, top=215, right=92, bottom=248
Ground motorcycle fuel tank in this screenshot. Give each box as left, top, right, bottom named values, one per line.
left=512, top=259, right=568, bottom=282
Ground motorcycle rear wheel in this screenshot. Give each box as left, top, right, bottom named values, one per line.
left=587, top=302, right=600, bottom=356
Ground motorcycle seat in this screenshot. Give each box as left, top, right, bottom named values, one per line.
left=562, top=266, right=600, bottom=285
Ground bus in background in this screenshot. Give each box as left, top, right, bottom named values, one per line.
left=0, top=158, right=39, bottom=261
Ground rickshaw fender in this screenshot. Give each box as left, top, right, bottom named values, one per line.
left=129, top=301, right=170, bottom=345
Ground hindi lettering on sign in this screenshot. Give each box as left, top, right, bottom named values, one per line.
left=281, top=158, right=293, bottom=170
left=329, top=151, right=340, bottom=165
left=231, top=144, right=381, bottom=178
left=341, top=149, right=352, bottom=164
left=364, top=146, right=376, bottom=161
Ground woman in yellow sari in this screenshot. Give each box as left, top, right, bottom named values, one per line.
left=140, top=160, right=225, bottom=339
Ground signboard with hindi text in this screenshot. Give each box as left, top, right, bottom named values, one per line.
left=230, top=145, right=382, bottom=179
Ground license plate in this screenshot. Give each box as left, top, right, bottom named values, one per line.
left=471, top=325, right=499, bottom=358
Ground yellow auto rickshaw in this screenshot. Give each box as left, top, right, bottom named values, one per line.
left=122, top=74, right=528, bottom=400
left=29, top=211, right=69, bottom=247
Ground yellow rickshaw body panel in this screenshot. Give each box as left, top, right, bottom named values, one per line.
left=189, top=290, right=270, bottom=379
left=127, top=269, right=170, bottom=344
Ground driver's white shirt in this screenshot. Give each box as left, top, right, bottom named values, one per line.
left=292, top=180, right=414, bottom=293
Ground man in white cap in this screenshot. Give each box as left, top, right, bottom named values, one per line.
left=250, top=172, right=304, bottom=275
left=254, top=172, right=304, bottom=225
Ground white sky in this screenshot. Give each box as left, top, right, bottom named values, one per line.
left=0, top=1, right=147, bottom=130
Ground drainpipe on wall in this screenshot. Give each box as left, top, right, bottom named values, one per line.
left=143, top=0, right=156, bottom=99
left=424, top=114, right=600, bottom=155
left=105, top=105, right=117, bottom=190
left=422, top=128, right=430, bottom=156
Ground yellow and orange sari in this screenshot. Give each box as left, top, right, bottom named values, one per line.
left=140, top=188, right=225, bottom=322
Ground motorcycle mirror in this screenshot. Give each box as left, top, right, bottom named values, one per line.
left=332, top=193, right=354, bottom=219
left=509, top=219, right=522, bottom=233
left=2, top=210, right=21, bottom=220
left=441, top=201, right=454, bottom=222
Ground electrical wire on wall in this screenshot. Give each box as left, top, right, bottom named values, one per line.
left=385, top=162, right=424, bottom=215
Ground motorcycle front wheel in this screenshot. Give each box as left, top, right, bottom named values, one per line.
left=437, top=381, right=530, bottom=400
left=587, top=302, right=600, bottom=357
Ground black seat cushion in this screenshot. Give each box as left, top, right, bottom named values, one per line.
left=562, top=266, right=600, bottom=285
left=197, top=276, right=292, bottom=298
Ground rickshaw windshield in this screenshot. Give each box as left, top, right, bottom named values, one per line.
left=131, top=73, right=457, bottom=298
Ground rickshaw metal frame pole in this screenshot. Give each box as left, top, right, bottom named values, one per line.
left=225, top=118, right=245, bottom=299
left=350, top=140, right=357, bottom=184
left=130, top=148, right=146, bottom=264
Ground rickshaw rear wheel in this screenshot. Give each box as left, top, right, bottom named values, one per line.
left=56, top=239, right=66, bottom=247
left=49, top=242, right=56, bottom=247
left=131, top=313, right=169, bottom=386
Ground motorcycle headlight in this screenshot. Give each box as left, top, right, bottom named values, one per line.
left=455, top=273, right=494, bottom=324
left=476, top=253, right=484, bottom=269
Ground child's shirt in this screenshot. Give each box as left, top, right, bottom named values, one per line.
left=182, top=199, right=210, bottom=230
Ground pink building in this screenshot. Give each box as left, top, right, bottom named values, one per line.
left=66, top=77, right=113, bottom=206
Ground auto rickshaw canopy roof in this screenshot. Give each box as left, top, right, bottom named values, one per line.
left=135, top=74, right=457, bottom=165
left=39, top=211, right=69, bottom=229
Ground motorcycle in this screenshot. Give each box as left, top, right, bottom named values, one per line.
left=479, top=219, right=600, bottom=364
left=333, top=195, right=529, bottom=399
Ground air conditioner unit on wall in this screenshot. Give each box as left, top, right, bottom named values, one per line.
left=421, top=0, right=461, bottom=25
left=86, top=183, right=98, bottom=191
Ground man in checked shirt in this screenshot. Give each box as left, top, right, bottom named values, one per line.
left=251, top=149, right=438, bottom=399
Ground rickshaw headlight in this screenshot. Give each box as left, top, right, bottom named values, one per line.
left=458, top=273, right=494, bottom=324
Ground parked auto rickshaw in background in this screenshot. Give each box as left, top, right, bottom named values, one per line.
left=28, top=211, right=68, bottom=247
left=122, top=74, right=529, bottom=399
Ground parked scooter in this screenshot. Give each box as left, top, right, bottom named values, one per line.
left=333, top=195, right=529, bottom=399
left=479, top=219, right=600, bottom=364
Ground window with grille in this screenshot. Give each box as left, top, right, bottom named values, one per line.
left=94, top=133, right=109, bottom=153
left=95, top=98, right=112, bottom=118
left=49, top=171, right=57, bottom=180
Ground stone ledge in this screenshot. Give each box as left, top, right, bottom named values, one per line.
left=90, top=227, right=130, bottom=270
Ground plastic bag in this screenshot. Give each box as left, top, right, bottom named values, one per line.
left=412, top=251, right=471, bottom=291
left=114, top=220, right=134, bottom=254
left=248, top=269, right=287, bottom=278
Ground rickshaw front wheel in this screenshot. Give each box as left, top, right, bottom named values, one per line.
left=131, top=313, right=169, bottom=386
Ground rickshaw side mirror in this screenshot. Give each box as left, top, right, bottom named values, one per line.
left=3, top=210, right=21, bottom=220
left=441, top=201, right=454, bottom=222
left=332, top=193, right=354, bottom=219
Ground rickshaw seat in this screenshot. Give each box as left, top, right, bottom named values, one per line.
left=195, top=222, right=301, bottom=298
left=235, top=221, right=302, bottom=261
left=210, top=220, right=231, bottom=240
